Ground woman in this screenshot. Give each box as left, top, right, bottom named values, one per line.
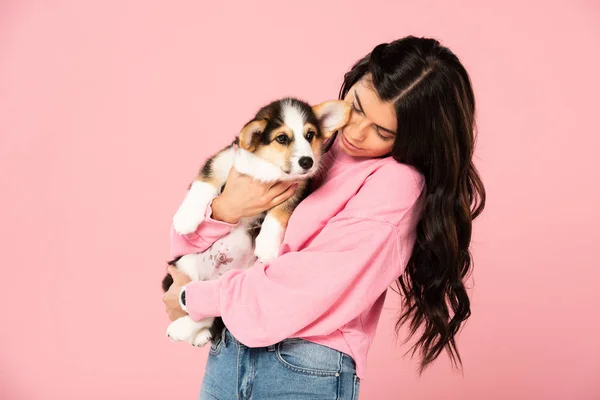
left=163, top=35, right=486, bottom=399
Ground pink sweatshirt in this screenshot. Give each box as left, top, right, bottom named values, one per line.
left=170, top=138, right=425, bottom=379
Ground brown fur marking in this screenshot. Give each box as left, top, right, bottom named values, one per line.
left=239, top=119, right=268, bottom=152
left=267, top=180, right=308, bottom=227
left=312, top=100, right=352, bottom=139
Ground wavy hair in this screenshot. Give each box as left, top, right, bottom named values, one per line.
left=331, top=36, right=486, bottom=373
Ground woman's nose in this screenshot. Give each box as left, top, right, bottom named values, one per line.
left=346, top=114, right=370, bottom=141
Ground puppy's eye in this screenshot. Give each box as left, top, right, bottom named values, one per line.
left=275, top=134, right=289, bottom=144
left=306, top=131, right=315, bottom=141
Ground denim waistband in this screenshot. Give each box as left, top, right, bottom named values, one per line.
left=222, top=327, right=315, bottom=348
left=220, top=327, right=357, bottom=371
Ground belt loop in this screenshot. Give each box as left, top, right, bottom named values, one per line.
left=267, top=344, right=276, bottom=352
left=221, top=326, right=228, bottom=348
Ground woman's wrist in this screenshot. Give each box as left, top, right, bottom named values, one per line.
left=211, top=196, right=241, bottom=224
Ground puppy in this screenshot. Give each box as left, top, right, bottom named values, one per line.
left=163, top=98, right=351, bottom=347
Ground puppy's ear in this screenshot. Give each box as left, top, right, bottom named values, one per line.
left=312, top=100, right=351, bottom=139
left=238, top=119, right=268, bottom=152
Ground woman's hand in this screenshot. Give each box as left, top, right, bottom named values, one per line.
left=211, top=167, right=298, bottom=224
left=163, top=265, right=192, bottom=321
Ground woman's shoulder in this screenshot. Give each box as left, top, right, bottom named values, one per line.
left=342, top=157, right=426, bottom=225
left=367, top=157, right=425, bottom=197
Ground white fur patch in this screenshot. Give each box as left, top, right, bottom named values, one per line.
left=172, top=181, right=219, bottom=234
left=254, top=213, right=285, bottom=263
left=211, top=146, right=236, bottom=183
left=282, top=101, right=317, bottom=176
left=190, top=223, right=257, bottom=279
left=175, top=253, right=203, bottom=281
left=282, top=100, right=307, bottom=140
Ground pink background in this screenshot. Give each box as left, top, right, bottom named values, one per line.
left=1, top=0, right=599, bottom=399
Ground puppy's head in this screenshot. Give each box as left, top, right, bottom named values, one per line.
left=238, top=98, right=350, bottom=178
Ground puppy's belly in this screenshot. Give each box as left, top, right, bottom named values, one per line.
left=177, top=225, right=256, bottom=281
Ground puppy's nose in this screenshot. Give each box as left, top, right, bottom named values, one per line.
left=298, top=157, right=314, bottom=170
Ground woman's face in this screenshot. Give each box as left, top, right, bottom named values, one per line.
left=340, top=77, right=397, bottom=158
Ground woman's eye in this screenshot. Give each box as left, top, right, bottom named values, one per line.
left=306, top=131, right=315, bottom=141
left=352, top=102, right=363, bottom=114
left=276, top=134, right=289, bottom=144
left=375, top=128, right=395, bottom=141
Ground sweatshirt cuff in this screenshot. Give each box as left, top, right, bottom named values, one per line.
left=204, top=196, right=239, bottom=227
left=182, top=196, right=239, bottom=241
left=185, top=279, right=221, bottom=321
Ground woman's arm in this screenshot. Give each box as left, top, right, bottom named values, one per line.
left=170, top=195, right=240, bottom=258
left=183, top=163, right=426, bottom=346
left=170, top=167, right=298, bottom=258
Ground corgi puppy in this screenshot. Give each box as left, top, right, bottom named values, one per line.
left=163, top=98, right=351, bottom=348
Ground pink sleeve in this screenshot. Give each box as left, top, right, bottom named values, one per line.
left=170, top=196, right=239, bottom=259
left=184, top=164, right=426, bottom=347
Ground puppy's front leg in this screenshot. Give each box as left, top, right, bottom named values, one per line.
left=172, top=180, right=220, bottom=235
left=254, top=204, right=292, bottom=263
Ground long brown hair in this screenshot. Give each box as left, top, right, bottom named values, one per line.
left=332, top=36, right=486, bottom=373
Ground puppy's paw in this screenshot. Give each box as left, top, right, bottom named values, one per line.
left=190, top=328, right=212, bottom=347
left=173, top=201, right=205, bottom=235
left=166, top=316, right=196, bottom=342
left=254, top=233, right=280, bottom=264
left=173, top=181, right=219, bottom=235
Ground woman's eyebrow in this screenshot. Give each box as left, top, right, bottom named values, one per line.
left=354, top=91, right=397, bottom=135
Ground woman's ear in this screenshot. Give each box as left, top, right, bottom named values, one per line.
left=312, top=100, right=352, bottom=139
left=238, top=119, right=268, bottom=152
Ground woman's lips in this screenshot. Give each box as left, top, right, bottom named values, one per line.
left=341, top=133, right=362, bottom=151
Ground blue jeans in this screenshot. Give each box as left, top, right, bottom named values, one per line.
left=199, top=328, right=361, bottom=399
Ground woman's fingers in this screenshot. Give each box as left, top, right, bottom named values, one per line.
left=270, top=182, right=298, bottom=207
left=269, top=180, right=294, bottom=195
left=227, top=166, right=242, bottom=180
left=167, top=265, right=190, bottom=285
